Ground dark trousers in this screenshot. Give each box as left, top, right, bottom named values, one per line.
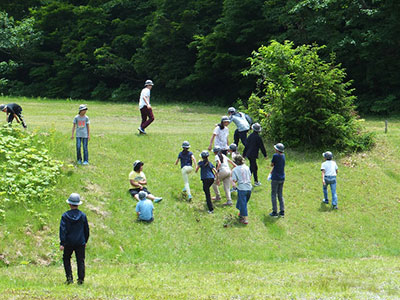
left=248, top=157, right=258, bottom=182
left=76, top=137, right=89, bottom=162
left=202, top=178, right=214, bottom=211
left=234, top=130, right=248, bottom=147
left=140, top=106, right=155, bottom=129
left=8, top=110, right=26, bottom=128
left=271, top=180, right=285, bottom=213
left=63, top=245, right=86, bottom=281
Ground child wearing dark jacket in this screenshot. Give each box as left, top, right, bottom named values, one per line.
left=59, top=193, right=89, bottom=285
left=242, top=123, right=267, bottom=186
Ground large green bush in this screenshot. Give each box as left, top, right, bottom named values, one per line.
left=242, top=40, right=374, bottom=151
left=0, top=125, right=63, bottom=222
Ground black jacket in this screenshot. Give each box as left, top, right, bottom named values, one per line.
left=59, top=209, right=89, bottom=246
left=243, top=132, right=267, bottom=159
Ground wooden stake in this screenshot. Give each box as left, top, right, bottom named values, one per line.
left=385, top=120, right=388, bottom=133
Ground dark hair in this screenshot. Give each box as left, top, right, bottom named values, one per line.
left=217, top=152, right=224, bottom=164
left=202, top=157, right=209, bottom=166
left=218, top=121, right=225, bottom=130
left=134, top=162, right=143, bottom=172
left=182, top=148, right=189, bottom=153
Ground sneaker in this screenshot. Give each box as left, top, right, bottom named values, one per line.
left=240, top=218, right=249, bottom=225
left=332, top=205, right=338, bottom=210
left=279, top=211, right=285, bottom=218
left=77, top=160, right=82, bottom=165
left=77, top=279, right=84, bottom=285
left=182, top=187, right=186, bottom=192
left=22, top=121, right=27, bottom=128
left=188, top=194, right=192, bottom=200
left=138, top=127, right=146, bottom=134
left=223, top=201, right=233, bottom=206
left=154, top=197, right=163, bottom=203
left=269, top=212, right=278, bottom=218
left=65, top=278, right=73, bottom=285
left=83, top=161, right=89, bottom=165
left=212, top=196, right=221, bottom=201
left=322, top=199, right=329, bottom=204
left=254, top=182, right=261, bottom=187
left=208, top=210, right=214, bottom=214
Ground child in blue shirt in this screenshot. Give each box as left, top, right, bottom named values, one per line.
left=195, top=150, right=218, bottom=214
left=175, top=141, right=196, bottom=200
left=321, top=151, right=339, bottom=209
left=136, top=191, right=154, bottom=222
left=269, top=143, right=285, bottom=218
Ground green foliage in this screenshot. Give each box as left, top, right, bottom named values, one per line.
left=0, top=125, right=63, bottom=222
left=243, top=40, right=374, bottom=151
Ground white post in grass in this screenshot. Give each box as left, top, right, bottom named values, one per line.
left=385, top=120, right=388, bottom=133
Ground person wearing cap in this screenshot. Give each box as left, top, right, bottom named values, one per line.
left=175, top=141, right=196, bottom=200
left=212, top=146, right=236, bottom=206
left=228, top=143, right=239, bottom=160
left=129, top=160, right=162, bottom=203
left=243, top=123, right=267, bottom=187
left=136, top=191, right=154, bottom=222
left=231, top=155, right=252, bottom=225
left=321, top=151, right=339, bottom=209
left=138, top=80, right=155, bottom=134
left=195, top=150, right=219, bottom=214
left=0, top=103, right=27, bottom=128
left=71, top=104, right=90, bottom=165
left=269, top=143, right=286, bottom=218
left=59, top=193, right=90, bottom=285
left=208, top=116, right=230, bottom=155
left=227, top=107, right=250, bottom=148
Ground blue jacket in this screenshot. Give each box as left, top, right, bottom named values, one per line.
left=59, top=209, right=89, bottom=246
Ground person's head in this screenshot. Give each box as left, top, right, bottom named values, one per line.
left=79, top=104, right=88, bottom=115
left=144, top=79, right=154, bottom=89
left=233, top=154, right=244, bottom=165
left=274, top=143, right=285, bottom=153
left=219, top=116, right=230, bottom=129
left=138, top=191, right=148, bottom=201
left=200, top=150, right=209, bottom=161
left=66, top=193, right=82, bottom=209
left=133, top=160, right=144, bottom=172
left=251, top=123, right=261, bottom=133
left=182, top=141, right=190, bottom=151
left=322, top=151, right=333, bottom=160
left=212, top=146, right=221, bottom=155
left=227, top=107, right=236, bottom=116
left=0, top=104, right=6, bottom=112
left=229, top=143, right=237, bottom=153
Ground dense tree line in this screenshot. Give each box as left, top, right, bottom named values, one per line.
left=0, top=0, right=399, bottom=113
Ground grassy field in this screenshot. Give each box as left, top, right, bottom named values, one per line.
left=0, top=96, right=399, bottom=299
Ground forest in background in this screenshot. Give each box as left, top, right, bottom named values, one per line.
left=0, top=0, right=399, bottom=113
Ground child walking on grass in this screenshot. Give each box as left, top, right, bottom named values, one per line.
left=196, top=150, right=218, bottom=214
left=269, top=143, right=285, bottom=218
left=59, top=193, right=89, bottom=285
left=175, top=141, right=196, bottom=200
left=71, top=104, right=90, bottom=165
left=231, top=155, right=252, bottom=225
left=321, top=151, right=339, bottom=209
left=212, top=147, right=236, bottom=206
left=136, top=191, right=154, bottom=222
left=129, top=160, right=163, bottom=203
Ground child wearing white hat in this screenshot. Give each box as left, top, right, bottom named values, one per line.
left=71, top=104, right=90, bottom=165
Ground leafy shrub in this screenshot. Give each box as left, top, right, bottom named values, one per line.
left=242, top=40, right=374, bottom=151
left=0, top=125, right=63, bottom=221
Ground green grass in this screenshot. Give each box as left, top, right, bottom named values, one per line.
left=0, top=96, right=399, bottom=299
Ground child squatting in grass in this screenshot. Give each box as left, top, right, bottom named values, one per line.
left=71, top=104, right=90, bottom=165
left=59, top=193, right=89, bottom=285
left=129, top=160, right=163, bottom=203
left=175, top=141, right=196, bottom=201
left=321, top=151, right=339, bottom=209
left=196, top=150, right=219, bottom=214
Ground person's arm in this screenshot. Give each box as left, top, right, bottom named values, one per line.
left=136, top=204, right=140, bottom=216
left=84, top=215, right=89, bottom=245
left=195, top=163, right=200, bottom=173
left=175, top=158, right=180, bottom=165
left=227, top=158, right=237, bottom=168
left=191, top=155, right=197, bottom=166
left=321, top=169, right=326, bottom=185
left=208, top=133, right=216, bottom=150
left=212, top=168, right=219, bottom=184
left=87, top=124, right=90, bottom=141
left=259, top=137, right=267, bottom=158
left=59, top=216, right=66, bottom=251
left=130, top=179, right=143, bottom=189
left=71, top=123, right=76, bottom=139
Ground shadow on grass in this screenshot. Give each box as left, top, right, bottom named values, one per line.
left=318, top=202, right=332, bottom=212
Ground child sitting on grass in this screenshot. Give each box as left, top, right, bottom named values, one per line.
left=71, top=104, right=90, bottom=165
left=59, top=193, right=89, bottom=285
left=175, top=141, right=196, bottom=200
left=321, top=151, right=339, bottom=209
left=195, top=150, right=218, bottom=214
left=129, top=160, right=162, bottom=203
left=136, top=191, right=154, bottom=222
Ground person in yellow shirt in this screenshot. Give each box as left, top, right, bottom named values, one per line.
left=129, top=160, right=162, bottom=203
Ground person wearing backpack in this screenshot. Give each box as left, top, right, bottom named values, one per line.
left=227, top=107, right=250, bottom=148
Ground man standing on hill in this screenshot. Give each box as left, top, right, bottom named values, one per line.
left=227, top=107, right=250, bottom=147
left=0, top=103, right=27, bottom=128
left=138, top=80, right=155, bottom=134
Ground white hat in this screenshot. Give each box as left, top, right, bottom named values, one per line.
left=144, top=80, right=154, bottom=86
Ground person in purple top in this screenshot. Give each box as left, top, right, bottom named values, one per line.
left=175, top=141, right=196, bottom=200
left=268, top=143, right=285, bottom=218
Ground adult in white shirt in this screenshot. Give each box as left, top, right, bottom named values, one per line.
left=321, top=151, right=339, bottom=209
left=208, top=116, right=230, bottom=154
left=138, top=80, right=155, bottom=134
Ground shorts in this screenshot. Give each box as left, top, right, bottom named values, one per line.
left=129, top=187, right=151, bottom=198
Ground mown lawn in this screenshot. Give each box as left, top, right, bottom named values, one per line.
left=0, top=97, right=399, bottom=299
